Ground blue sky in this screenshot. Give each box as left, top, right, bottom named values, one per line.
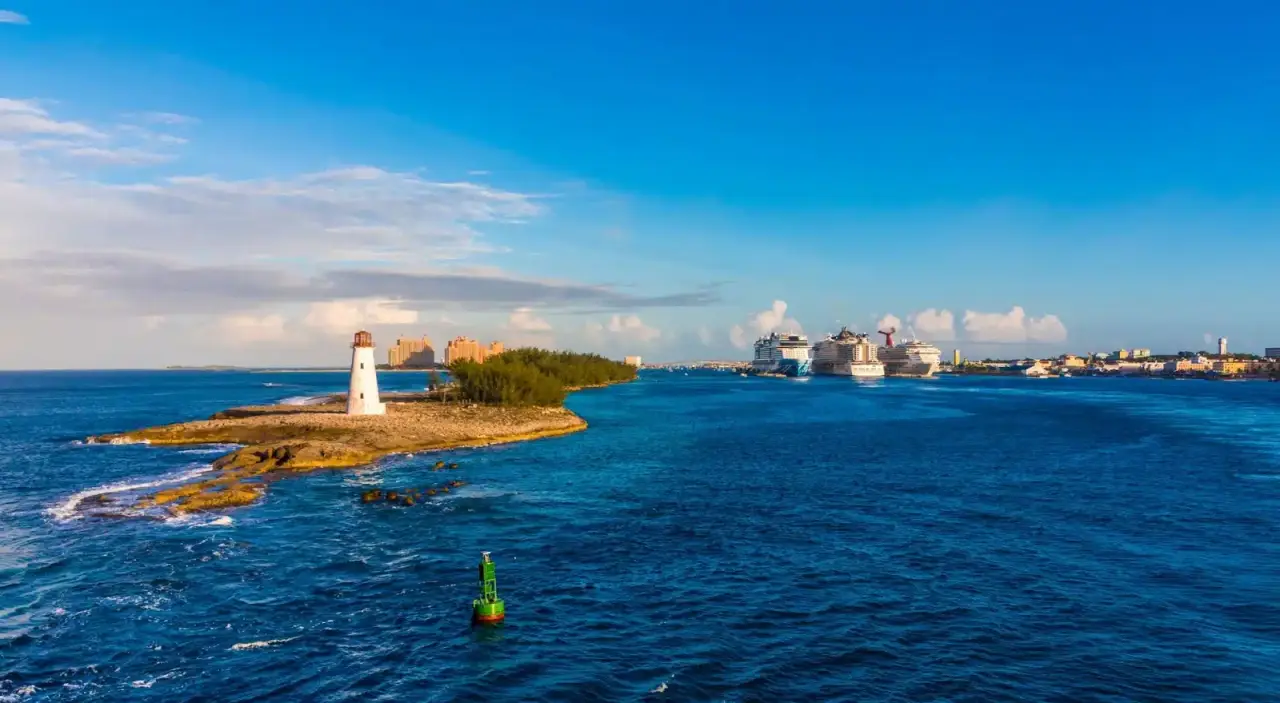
left=2, top=1, right=1278, bottom=367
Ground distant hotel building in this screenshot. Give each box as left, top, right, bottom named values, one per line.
left=1266, top=347, right=1280, bottom=359
left=1218, top=337, right=1228, bottom=356
left=388, top=335, right=435, bottom=368
left=445, top=336, right=505, bottom=364
left=624, top=356, right=642, bottom=368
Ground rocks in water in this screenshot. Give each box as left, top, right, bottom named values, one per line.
left=358, top=477, right=465, bottom=506
left=434, top=460, right=445, bottom=470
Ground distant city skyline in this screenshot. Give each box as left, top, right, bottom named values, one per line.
left=3, top=3, right=1280, bottom=368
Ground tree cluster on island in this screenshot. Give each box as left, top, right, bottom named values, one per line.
left=445, top=348, right=638, bottom=406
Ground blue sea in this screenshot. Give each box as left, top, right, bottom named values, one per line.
left=2, top=371, right=1278, bottom=702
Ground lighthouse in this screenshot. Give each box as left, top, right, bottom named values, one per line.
left=347, top=330, right=386, bottom=415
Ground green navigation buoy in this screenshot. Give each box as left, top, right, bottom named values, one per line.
left=471, top=551, right=505, bottom=625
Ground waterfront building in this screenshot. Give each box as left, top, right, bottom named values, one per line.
left=388, top=335, right=435, bottom=368
left=1266, top=347, right=1280, bottom=359
left=347, top=331, right=385, bottom=416
left=1218, top=337, right=1228, bottom=356
left=1059, top=354, right=1087, bottom=368
left=1171, top=357, right=1213, bottom=374
left=1212, top=359, right=1250, bottom=375
left=952, top=349, right=961, bottom=366
left=1131, top=348, right=1151, bottom=359
left=445, top=336, right=506, bottom=364
left=624, top=356, right=642, bottom=367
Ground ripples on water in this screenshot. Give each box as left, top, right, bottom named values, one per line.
left=1, top=371, right=1278, bottom=701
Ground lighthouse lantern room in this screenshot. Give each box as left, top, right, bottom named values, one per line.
left=347, top=330, right=386, bottom=416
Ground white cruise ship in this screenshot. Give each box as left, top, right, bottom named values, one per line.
left=876, top=328, right=942, bottom=378
left=811, top=327, right=885, bottom=378
left=751, top=332, right=811, bottom=376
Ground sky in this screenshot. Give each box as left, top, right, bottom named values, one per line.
left=2, top=1, right=1279, bottom=369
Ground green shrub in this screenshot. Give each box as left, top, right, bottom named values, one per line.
left=448, top=349, right=636, bottom=406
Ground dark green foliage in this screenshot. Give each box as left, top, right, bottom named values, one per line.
left=427, top=370, right=442, bottom=391
left=448, top=348, right=637, bottom=406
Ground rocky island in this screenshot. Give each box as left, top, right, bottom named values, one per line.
left=87, top=396, right=587, bottom=514
left=81, top=346, right=638, bottom=517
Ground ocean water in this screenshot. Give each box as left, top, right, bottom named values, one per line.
left=1, top=370, right=1278, bottom=702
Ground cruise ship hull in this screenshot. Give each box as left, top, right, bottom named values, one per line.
left=883, top=360, right=939, bottom=378
left=812, top=361, right=885, bottom=378
left=777, top=359, right=810, bottom=377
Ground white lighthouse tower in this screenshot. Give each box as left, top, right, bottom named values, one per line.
left=347, top=330, right=386, bottom=415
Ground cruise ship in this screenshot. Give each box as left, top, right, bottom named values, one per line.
left=751, top=332, right=811, bottom=376
left=811, top=327, right=885, bottom=378
left=876, top=328, right=942, bottom=378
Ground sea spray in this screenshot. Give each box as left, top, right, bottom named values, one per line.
left=48, top=464, right=215, bottom=522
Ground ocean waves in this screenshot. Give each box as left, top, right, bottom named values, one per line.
left=1, top=372, right=1278, bottom=700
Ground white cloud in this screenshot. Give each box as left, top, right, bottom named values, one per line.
left=587, top=314, right=660, bottom=344
left=0, top=97, right=719, bottom=368
left=876, top=314, right=902, bottom=334
left=507, top=307, right=551, bottom=332
left=141, top=112, right=198, bottom=126
left=142, top=315, right=166, bottom=331
left=697, top=325, right=713, bottom=345
left=64, top=146, right=174, bottom=165
left=0, top=10, right=29, bottom=24
left=303, top=299, right=418, bottom=335
left=217, top=313, right=286, bottom=345
left=0, top=99, right=103, bottom=138
left=730, top=300, right=803, bottom=349
left=908, top=308, right=956, bottom=341
left=962, top=306, right=1067, bottom=344
left=1025, top=314, right=1067, bottom=343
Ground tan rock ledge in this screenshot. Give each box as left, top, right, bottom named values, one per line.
left=86, top=397, right=587, bottom=515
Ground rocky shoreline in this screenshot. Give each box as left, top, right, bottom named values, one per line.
left=84, top=394, right=587, bottom=516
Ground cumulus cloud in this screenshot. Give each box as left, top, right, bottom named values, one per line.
left=217, top=313, right=286, bottom=345
left=876, top=314, right=902, bottom=334
left=303, top=299, right=419, bottom=335
left=0, top=10, right=29, bottom=24
left=909, top=308, right=956, bottom=341
left=587, top=314, right=661, bottom=344
left=508, top=307, right=552, bottom=332
left=729, top=300, right=803, bottom=349
left=962, top=306, right=1067, bottom=344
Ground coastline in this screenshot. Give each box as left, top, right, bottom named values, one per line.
left=83, top=393, right=593, bottom=517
